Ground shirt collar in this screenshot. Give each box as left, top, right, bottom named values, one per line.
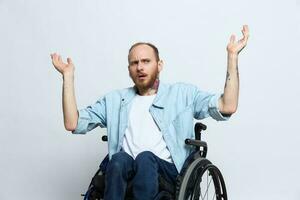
left=121, top=81, right=168, bottom=108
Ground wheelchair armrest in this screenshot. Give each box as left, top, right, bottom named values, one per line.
left=185, top=138, right=208, bottom=158
left=185, top=139, right=207, bottom=148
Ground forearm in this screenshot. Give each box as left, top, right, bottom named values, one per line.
left=62, top=72, right=78, bottom=131
left=219, top=53, right=239, bottom=114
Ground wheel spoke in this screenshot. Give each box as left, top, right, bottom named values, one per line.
left=207, top=171, right=208, bottom=200
left=178, top=160, right=227, bottom=200
left=202, top=172, right=213, bottom=199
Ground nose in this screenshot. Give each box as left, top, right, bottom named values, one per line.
left=137, top=61, right=143, bottom=71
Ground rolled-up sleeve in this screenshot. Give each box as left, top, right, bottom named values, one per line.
left=207, top=93, right=231, bottom=121
left=193, top=87, right=230, bottom=121
left=72, top=97, right=107, bottom=134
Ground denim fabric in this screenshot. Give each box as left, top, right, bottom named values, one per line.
left=72, top=82, right=230, bottom=172
left=104, top=151, right=178, bottom=200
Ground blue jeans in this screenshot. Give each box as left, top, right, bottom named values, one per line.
left=104, top=151, right=178, bottom=200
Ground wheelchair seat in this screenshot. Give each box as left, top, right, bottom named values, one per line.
left=84, top=166, right=176, bottom=200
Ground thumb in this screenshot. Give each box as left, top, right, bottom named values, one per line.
left=230, top=34, right=236, bottom=43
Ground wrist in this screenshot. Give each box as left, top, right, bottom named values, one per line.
left=63, top=72, right=74, bottom=80
left=227, top=52, right=238, bottom=58
left=227, top=53, right=239, bottom=71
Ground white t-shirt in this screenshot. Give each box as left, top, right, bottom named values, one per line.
left=121, top=94, right=173, bottom=163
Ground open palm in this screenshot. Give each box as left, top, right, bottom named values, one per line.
left=227, top=25, right=249, bottom=55
left=50, top=53, right=75, bottom=75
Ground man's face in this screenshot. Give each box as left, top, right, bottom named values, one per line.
left=128, top=44, right=163, bottom=90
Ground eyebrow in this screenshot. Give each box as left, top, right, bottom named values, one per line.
left=129, top=58, right=151, bottom=64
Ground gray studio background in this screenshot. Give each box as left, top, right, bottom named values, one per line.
left=1, top=0, right=300, bottom=199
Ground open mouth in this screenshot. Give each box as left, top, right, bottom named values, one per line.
left=137, top=74, right=147, bottom=79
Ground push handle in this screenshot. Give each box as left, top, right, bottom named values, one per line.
left=194, top=122, right=207, bottom=140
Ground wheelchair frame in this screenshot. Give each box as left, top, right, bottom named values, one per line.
left=82, top=122, right=227, bottom=200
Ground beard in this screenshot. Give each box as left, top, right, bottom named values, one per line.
left=132, top=70, right=159, bottom=91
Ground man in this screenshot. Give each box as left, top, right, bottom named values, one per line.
left=51, top=25, right=249, bottom=200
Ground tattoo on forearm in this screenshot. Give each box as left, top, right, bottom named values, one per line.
left=226, top=71, right=230, bottom=80
left=225, top=65, right=240, bottom=88
left=225, top=71, right=230, bottom=88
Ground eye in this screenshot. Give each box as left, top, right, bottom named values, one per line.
left=130, top=61, right=138, bottom=66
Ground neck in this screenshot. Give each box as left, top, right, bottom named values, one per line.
left=136, top=79, right=160, bottom=96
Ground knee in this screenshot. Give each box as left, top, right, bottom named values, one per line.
left=135, top=151, right=156, bottom=165
left=107, top=151, right=132, bottom=172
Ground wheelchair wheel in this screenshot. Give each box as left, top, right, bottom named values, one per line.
left=176, top=158, right=227, bottom=200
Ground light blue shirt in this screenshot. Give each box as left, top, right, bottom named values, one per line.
left=72, top=82, right=230, bottom=172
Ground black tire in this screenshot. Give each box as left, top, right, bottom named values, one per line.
left=176, top=158, right=227, bottom=200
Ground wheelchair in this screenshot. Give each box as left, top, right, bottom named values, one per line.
left=81, top=122, right=227, bottom=200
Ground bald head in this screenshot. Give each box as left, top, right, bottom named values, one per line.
left=128, top=42, right=160, bottom=64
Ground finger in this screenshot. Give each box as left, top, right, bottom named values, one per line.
left=50, top=53, right=55, bottom=60
left=52, top=53, right=57, bottom=60
left=238, top=38, right=245, bottom=44
left=53, top=54, right=60, bottom=65
left=238, top=39, right=248, bottom=49
left=51, top=53, right=57, bottom=60
left=67, top=57, right=73, bottom=65
left=242, top=25, right=249, bottom=38
left=58, top=55, right=63, bottom=64
left=243, top=24, right=249, bottom=33
left=239, top=30, right=249, bottom=43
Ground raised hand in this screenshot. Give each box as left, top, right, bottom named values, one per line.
left=227, top=25, right=249, bottom=55
left=50, top=53, right=75, bottom=75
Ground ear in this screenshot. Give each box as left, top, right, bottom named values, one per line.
left=128, top=66, right=132, bottom=79
left=158, top=60, right=164, bottom=73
